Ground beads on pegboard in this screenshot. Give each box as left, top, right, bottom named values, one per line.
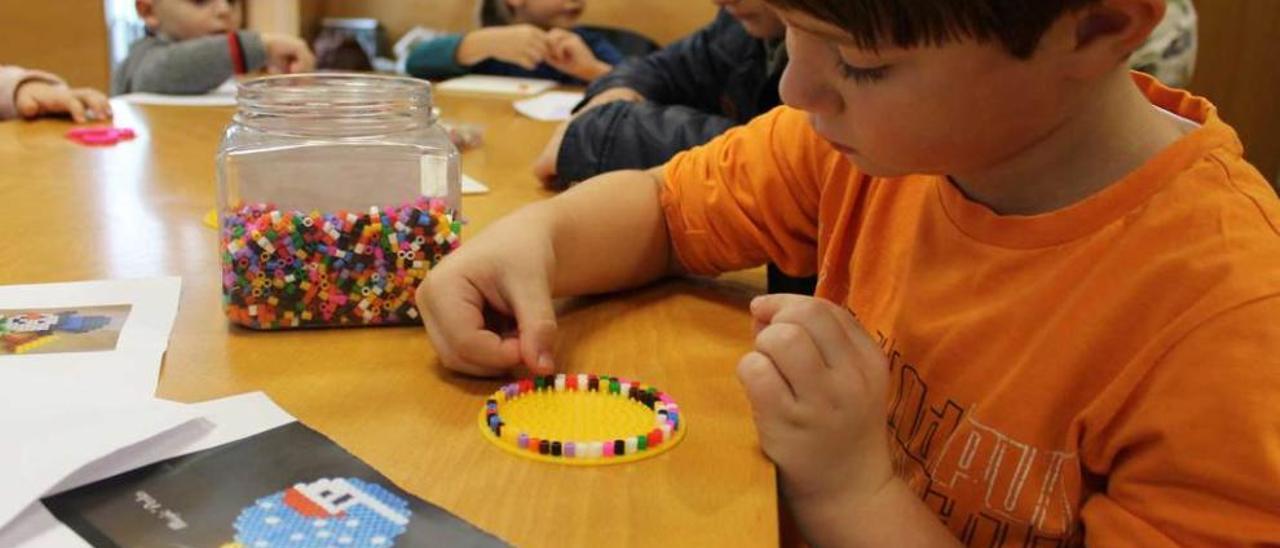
left=481, top=374, right=682, bottom=464
left=219, top=196, right=461, bottom=329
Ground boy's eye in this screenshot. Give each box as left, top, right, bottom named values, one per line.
left=837, top=61, right=889, bottom=84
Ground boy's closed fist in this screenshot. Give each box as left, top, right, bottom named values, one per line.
left=737, top=294, right=895, bottom=505
left=261, top=33, right=315, bottom=74
left=546, top=28, right=609, bottom=82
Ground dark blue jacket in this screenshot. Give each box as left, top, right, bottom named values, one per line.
left=553, top=10, right=786, bottom=189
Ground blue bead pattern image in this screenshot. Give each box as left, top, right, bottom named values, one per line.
left=232, top=477, right=412, bottom=547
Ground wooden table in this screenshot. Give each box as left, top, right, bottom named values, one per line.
left=0, top=92, right=776, bottom=546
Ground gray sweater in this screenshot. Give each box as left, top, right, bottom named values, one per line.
left=111, top=31, right=267, bottom=95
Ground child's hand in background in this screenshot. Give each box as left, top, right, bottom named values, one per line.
left=545, top=28, right=610, bottom=82
left=14, top=81, right=111, bottom=123
left=262, top=33, right=316, bottom=74
left=738, top=294, right=895, bottom=508
left=458, top=25, right=551, bottom=70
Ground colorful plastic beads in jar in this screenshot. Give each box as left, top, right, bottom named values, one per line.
left=216, top=74, right=461, bottom=329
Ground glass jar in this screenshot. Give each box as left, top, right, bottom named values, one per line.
left=217, top=74, right=461, bottom=329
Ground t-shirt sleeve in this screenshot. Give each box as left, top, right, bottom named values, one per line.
left=1080, top=295, right=1280, bottom=545
left=660, top=106, right=833, bottom=276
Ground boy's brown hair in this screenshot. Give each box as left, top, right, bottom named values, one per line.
left=763, top=0, right=1101, bottom=58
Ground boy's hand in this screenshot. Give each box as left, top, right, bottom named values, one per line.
left=458, top=25, right=551, bottom=70
left=532, top=87, right=644, bottom=186
left=14, top=81, right=111, bottom=123
left=545, top=28, right=611, bottom=82
left=415, top=208, right=559, bottom=377
left=737, top=294, right=895, bottom=506
left=261, top=33, right=315, bottom=74
left=583, top=87, right=644, bottom=108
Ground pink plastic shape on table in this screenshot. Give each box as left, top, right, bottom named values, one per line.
left=65, top=126, right=137, bottom=146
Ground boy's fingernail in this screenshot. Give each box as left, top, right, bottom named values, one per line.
left=538, top=353, right=555, bottom=372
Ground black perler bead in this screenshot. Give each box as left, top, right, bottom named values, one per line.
left=588, top=377, right=599, bottom=391
left=551, top=441, right=562, bottom=456
left=613, top=439, right=625, bottom=455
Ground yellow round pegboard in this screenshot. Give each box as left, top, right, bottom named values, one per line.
left=479, top=374, right=685, bottom=465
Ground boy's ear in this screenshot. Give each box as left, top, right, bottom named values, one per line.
left=135, top=0, right=161, bottom=30
left=1061, top=0, right=1165, bottom=79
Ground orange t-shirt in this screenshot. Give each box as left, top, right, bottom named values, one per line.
left=661, top=74, right=1280, bottom=545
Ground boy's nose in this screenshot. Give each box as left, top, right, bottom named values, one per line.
left=778, top=33, right=843, bottom=116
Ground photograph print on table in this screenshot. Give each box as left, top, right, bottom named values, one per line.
left=0, top=305, right=131, bottom=356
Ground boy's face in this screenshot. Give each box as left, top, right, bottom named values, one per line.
left=714, top=0, right=786, bottom=40
left=776, top=8, right=1075, bottom=178
left=509, top=0, right=585, bottom=29
left=138, top=0, right=241, bottom=41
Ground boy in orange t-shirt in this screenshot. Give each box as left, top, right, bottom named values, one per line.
left=416, top=0, right=1280, bottom=544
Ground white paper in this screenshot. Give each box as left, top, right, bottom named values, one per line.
left=0, top=349, right=168, bottom=405
left=512, top=91, right=585, bottom=121
left=0, top=392, right=296, bottom=546
left=420, top=155, right=449, bottom=197
left=0, top=398, right=199, bottom=531
left=462, top=174, right=489, bottom=195
left=53, top=392, right=296, bottom=494
left=113, top=79, right=237, bottom=107
left=435, top=74, right=557, bottom=96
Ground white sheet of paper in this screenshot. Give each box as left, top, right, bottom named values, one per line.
left=0, top=392, right=296, bottom=546
left=462, top=174, right=489, bottom=194
left=435, top=75, right=557, bottom=96
left=512, top=91, right=585, bottom=122
left=113, top=79, right=237, bottom=107
left=0, top=349, right=168, bottom=406
left=0, top=398, right=199, bottom=532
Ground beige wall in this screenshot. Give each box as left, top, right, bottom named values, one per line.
left=1187, top=0, right=1280, bottom=184
left=0, top=0, right=111, bottom=91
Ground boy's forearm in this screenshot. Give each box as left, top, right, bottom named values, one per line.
left=792, top=477, right=961, bottom=547
left=130, top=33, right=265, bottom=94
left=539, top=167, right=679, bottom=297
left=454, top=32, right=490, bottom=67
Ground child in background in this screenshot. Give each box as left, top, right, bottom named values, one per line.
left=532, top=0, right=787, bottom=189
left=1, top=66, right=110, bottom=122
left=405, top=0, right=623, bottom=85
left=112, top=0, right=314, bottom=95
left=531, top=0, right=818, bottom=296
left=416, top=0, right=1280, bottom=544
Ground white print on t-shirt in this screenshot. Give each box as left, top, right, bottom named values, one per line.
left=877, top=329, right=1084, bottom=547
